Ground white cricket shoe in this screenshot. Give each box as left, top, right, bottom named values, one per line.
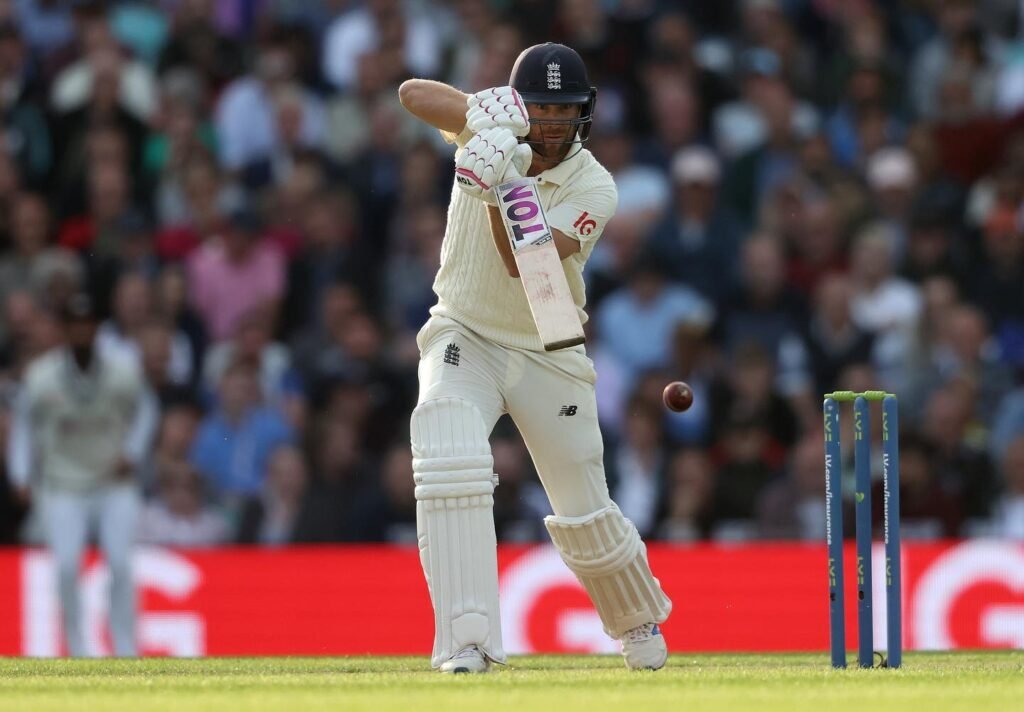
left=439, top=645, right=490, bottom=674
left=620, top=623, right=667, bottom=671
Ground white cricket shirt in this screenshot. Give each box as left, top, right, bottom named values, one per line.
left=430, top=127, right=618, bottom=351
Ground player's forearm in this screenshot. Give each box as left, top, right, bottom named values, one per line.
left=486, top=205, right=520, bottom=278
left=398, top=79, right=468, bottom=134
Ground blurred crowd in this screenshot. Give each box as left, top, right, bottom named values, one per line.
left=1, top=0, right=1024, bottom=547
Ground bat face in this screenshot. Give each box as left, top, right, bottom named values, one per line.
left=495, top=177, right=585, bottom=351
left=497, top=179, right=552, bottom=250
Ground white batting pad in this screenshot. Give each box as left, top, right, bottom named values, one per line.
left=411, top=397, right=505, bottom=666
left=545, top=505, right=672, bottom=639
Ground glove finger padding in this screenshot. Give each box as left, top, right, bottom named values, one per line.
left=466, top=86, right=530, bottom=137
left=455, top=128, right=527, bottom=204
left=512, top=143, right=533, bottom=177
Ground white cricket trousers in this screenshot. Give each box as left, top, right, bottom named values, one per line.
left=40, top=484, right=140, bottom=657
left=417, top=315, right=612, bottom=517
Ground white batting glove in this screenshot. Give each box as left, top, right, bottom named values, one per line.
left=455, top=127, right=533, bottom=205
left=466, top=86, right=530, bottom=137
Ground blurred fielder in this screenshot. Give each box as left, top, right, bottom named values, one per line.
left=399, top=42, right=671, bottom=673
left=7, top=294, right=156, bottom=656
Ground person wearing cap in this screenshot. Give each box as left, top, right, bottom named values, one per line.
left=712, top=47, right=819, bottom=160
left=398, top=43, right=672, bottom=673
left=6, top=292, right=157, bottom=657
left=646, top=145, right=743, bottom=302
left=865, top=146, right=918, bottom=261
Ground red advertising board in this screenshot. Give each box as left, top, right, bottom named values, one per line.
left=1, top=540, right=1022, bottom=656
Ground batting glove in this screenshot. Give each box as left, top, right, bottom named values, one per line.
left=466, top=86, right=530, bottom=138
left=455, top=127, right=533, bottom=205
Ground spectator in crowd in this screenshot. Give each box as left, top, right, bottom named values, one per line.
left=864, top=148, right=918, bottom=261
left=658, top=448, right=714, bottom=542
left=97, top=271, right=193, bottom=386
left=190, top=359, right=293, bottom=502
left=154, top=264, right=207, bottom=375
left=186, top=207, right=286, bottom=343
left=715, top=232, right=807, bottom=358
left=154, top=153, right=245, bottom=259
left=900, top=200, right=965, bottom=285
left=662, top=321, right=718, bottom=447
left=0, top=22, right=52, bottom=187
left=713, top=47, right=817, bottom=162
left=139, top=400, right=200, bottom=495
left=49, top=2, right=157, bottom=123
left=872, top=431, right=964, bottom=540
left=607, top=396, right=668, bottom=539
left=303, top=415, right=375, bottom=540
left=784, top=195, right=849, bottom=299
left=490, top=434, right=550, bottom=542
left=201, top=306, right=296, bottom=412
left=145, top=68, right=218, bottom=225
left=848, top=221, right=922, bottom=343
left=907, top=304, right=1014, bottom=427
left=645, top=146, right=742, bottom=303
left=383, top=202, right=445, bottom=342
left=595, top=250, right=714, bottom=389
left=991, top=385, right=1024, bottom=463
left=345, top=440, right=420, bottom=544
left=321, top=0, right=442, bottom=93
left=236, top=444, right=321, bottom=545
left=214, top=28, right=324, bottom=177
left=966, top=203, right=1024, bottom=339
left=0, top=193, right=62, bottom=324
left=757, top=433, right=827, bottom=541
left=910, top=0, right=996, bottom=121
left=137, top=460, right=229, bottom=547
left=989, top=435, right=1024, bottom=539
left=922, top=385, right=999, bottom=522
left=708, top=407, right=781, bottom=541
left=158, top=0, right=243, bottom=92
left=778, top=273, right=876, bottom=403
left=282, top=188, right=374, bottom=335
left=709, top=339, right=799, bottom=457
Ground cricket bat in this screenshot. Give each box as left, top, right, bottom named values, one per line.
left=495, top=176, right=585, bottom=351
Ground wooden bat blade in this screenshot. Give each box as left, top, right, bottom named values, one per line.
left=514, top=242, right=586, bottom=350
left=495, top=176, right=585, bottom=351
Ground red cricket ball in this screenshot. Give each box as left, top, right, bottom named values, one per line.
left=663, top=381, right=694, bottom=413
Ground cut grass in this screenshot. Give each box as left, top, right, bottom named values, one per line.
left=0, top=652, right=1021, bottom=712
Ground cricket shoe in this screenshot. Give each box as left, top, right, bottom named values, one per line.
left=620, top=623, right=667, bottom=671
left=439, top=645, right=490, bottom=674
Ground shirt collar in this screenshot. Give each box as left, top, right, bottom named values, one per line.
left=536, top=146, right=586, bottom=186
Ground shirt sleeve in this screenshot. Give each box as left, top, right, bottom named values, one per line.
left=6, top=387, right=33, bottom=489
left=546, top=177, right=618, bottom=246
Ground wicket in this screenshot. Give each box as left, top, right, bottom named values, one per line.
left=822, top=391, right=902, bottom=669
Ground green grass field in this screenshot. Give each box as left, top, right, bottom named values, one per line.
left=0, top=652, right=1021, bottom=712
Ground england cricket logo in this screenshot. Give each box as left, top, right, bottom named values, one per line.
left=547, top=62, right=561, bottom=90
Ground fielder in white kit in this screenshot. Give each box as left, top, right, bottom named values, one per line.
left=7, top=293, right=156, bottom=656
left=399, top=42, right=672, bottom=673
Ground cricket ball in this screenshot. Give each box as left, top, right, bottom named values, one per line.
left=663, top=381, right=694, bottom=413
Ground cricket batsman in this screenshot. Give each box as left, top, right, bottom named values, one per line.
left=6, top=293, right=157, bottom=656
left=398, top=42, right=672, bottom=673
